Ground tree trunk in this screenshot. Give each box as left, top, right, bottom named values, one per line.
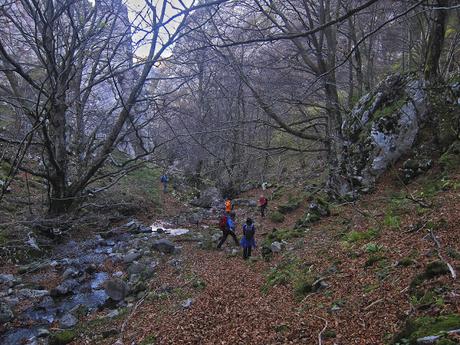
left=424, top=0, right=449, bottom=81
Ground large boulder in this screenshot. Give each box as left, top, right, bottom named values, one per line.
left=104, top=279, right=128, bottom=301
left=337, top=73, right=429, bottom=198
left=190, top=187, right=221, bottom=208
left=152, top=239, right=176, bottom=254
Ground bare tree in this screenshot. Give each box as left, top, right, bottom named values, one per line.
left=0, top=0, right=227, bottom=215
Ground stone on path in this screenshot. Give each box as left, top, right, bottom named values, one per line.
left=152, top=239, right=176, bottom=254
left=60, top=313, right=78, bottom=329
left=104, top=279, right=128, bottom=301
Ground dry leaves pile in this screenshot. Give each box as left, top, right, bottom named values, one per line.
left=100, top=171, right=460, bottom=344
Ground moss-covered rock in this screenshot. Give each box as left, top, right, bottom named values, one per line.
left=394, top=314, right=460, bottom=344
left=49, top=329, right=76, bottom=345
left=278, top=199, right=301, bottom=214
left=410, top=261, right=450, bottom=290
left=263, top=228, right=304, bottom=246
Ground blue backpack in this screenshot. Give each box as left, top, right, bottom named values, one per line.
left=244, top=224, right=255, bottom=240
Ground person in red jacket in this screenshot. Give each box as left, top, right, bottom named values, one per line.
left=259, top=195, right=268, bottom=217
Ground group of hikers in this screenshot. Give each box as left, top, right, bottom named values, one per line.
left=217, top=195, right=268, bottom=260
left=160, top=173, right=270, bottom=260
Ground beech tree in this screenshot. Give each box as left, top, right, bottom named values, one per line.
left=0, top=0, right=227, bottom=215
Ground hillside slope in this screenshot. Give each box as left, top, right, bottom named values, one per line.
left=88, top=163, right=460, bottom=345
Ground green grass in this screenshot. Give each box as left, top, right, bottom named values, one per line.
left=270, top=211, right=285, bottom=223
left=365, top=254, right=386, bottom=267
left=343, top=228, right=379, bottom=243
left=262, top=255, right=317, bottom=299
left=364, top=242, right=383, bottom=253
left=384, top=212, right=401, bottom=229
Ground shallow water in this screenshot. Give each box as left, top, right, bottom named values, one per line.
left=151, top=222, right=190, bottom=236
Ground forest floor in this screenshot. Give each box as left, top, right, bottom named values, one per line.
left=88, top=165, right=460, bottom=345
left=2, top=164, right=459, bottom=344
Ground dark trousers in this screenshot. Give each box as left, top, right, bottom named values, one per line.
left=260, top=204, right=267, bottom=217
left=243, top=246, right=252, bottom=259
left=217, top=229, right=239, bottom=248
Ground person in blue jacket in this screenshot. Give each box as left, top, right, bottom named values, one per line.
left=240, top=218, right=256, bottom=260
left=217, top=212, right=239, bottom=249
left=160, top=174, right=169, bottom=192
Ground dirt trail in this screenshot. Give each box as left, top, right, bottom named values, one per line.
left=119, top=195, right=326, bottom=345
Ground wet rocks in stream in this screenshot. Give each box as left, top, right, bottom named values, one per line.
left=0, top=218, right=190, bottom=344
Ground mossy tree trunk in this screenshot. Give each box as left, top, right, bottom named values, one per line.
left=424, top=0, right=449, bottom=82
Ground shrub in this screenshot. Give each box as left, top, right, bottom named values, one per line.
left=270, top=211, right=285, bottom=223
left=343, top=228, right=379, bottom=243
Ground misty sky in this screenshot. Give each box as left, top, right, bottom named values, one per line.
left=126, top=0, right=193, bottom=58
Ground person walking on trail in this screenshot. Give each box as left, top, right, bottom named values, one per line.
left=225, top=198, right=232, bottom=213
left=160, top=174, right=169, bottom=193
left=217, top=212, right=239, bottom=249
left=259, top=195, right=268, bottom=217
left=240, top=218, right=256, bottom=260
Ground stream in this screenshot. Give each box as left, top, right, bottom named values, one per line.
left=0, top=220, right=192, bottom=345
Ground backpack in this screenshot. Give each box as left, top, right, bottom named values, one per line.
left=244, top=224, right=255, bottom=240
left=219, top=215, right=227, bottom=230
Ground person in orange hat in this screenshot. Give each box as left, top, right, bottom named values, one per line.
left=225, top=198, right=232, bottom=213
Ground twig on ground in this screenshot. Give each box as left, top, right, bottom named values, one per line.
left=363, top=298, right=384, bottom=311
left=311, top=315, right=328, bottom=345
left=428, top=229, right=457, bottom=279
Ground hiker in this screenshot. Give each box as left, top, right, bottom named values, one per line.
left=225, top=198, right=232, bottom=213
left=240, top=218, right=256, bottom=260
left=160, top=174, right=169, bottom=192
left=259, top=194, right=268, bottom=217
left=217, top=212, right=239, bottom=249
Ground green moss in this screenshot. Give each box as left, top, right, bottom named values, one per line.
left=447, top=247, right=460, bottom=260
left=270, top=211, right=285, bottom=223
left=410, top=290, right=444, bottom=308
left=440, top=141, right=460, bottom=172
left=278, top=197, right=301, bottom=214
left=271, top=186, right=285, bottom=200
left=384, top=212, right=401, bottom=229
left=373, top=97, right=407, bottom=120
left=140, top=334, right=157, bottom=345
left=395, top=314, right=460, bottom=344
left=292, top=271, right=316, bottom=298
left=364, top=242, right=383, bottom=253
left=323, top=330, right=337, bottom=338
left=274, top=323, right=290, bottom=333
left=437, top=339, right=457, bottom=345
left=424, top=261, right=450, bottom=279
left=365, top=254, right=386, bottom=267
left=343, top=228, right=379, bottom=243
left=398, top=257, right=415, bottom=267
left=363, top=283, right=379, bottom=294
left=410, top=261, right=450, bottom=290
left=263, top=255, right=318, bottom=299
left=49, top=330, right=76, bottom=345
left=263, top=227, right=304, bottom=247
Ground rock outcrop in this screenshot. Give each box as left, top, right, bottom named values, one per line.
left=336, top=74, right=429, bottom=198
